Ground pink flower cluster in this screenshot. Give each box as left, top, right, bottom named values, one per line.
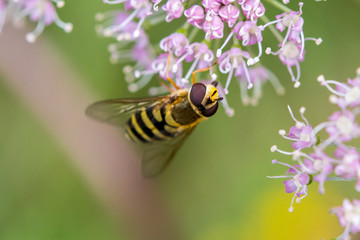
left=331, top=199, right=360, bottom=240
left=0, top=0, right=72, bottom=42
left=270, top=69, right=360, bottom=239
left=98, top=0, right=321, bottom=114
left=184, top=0, right=264, bottom=40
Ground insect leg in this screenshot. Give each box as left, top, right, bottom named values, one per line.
left=159, top=78, right=176, bottom=93
left=191, top=61, right=218, bottom=85
left=166, top=51, right=180, bottom=90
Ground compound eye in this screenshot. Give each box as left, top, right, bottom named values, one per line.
left=201, top=102, right=218, bottom=117
left=190, top=83, right=206, bottom=108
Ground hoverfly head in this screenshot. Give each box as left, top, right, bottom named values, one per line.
left=189, top=82, right=222, bottom=117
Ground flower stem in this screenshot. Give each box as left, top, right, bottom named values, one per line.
left=188, top=26, right=199, bottom=42
left=326, top=177, right=357, bottom=182
left=265, top=0, right=292, bottom=12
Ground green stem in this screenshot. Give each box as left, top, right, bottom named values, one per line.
left=232, top=37, right=240, bottom=47
left=188, top=27, right=200, bottom=42
left=265, top=0, right=292, bottom=12
left=326, top=177, right=357, bottom=182
left=177, top=21, right=191, bottom=36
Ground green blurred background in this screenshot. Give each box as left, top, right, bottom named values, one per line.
left=1, top=0, right=360, bottom=239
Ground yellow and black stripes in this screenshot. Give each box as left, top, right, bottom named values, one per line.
left=126, top=105, right=180, bottom=143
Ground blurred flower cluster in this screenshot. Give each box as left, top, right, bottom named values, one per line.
left=0, top=0, right=72, bottom=43
left=96, top=0, right=321, bottom=115
left=270, top=68, right=360, bottom=239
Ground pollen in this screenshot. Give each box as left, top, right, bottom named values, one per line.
left=279, top=129, right=286, bottom=136
left=345, top=87, right=360, bottom=104
left=336, top=116, right=353, bottom=136
left=271, top=145, right=278, bottom=152
left=317, top=75, right=325, bottom=83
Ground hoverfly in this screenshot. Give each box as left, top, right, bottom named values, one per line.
left=86, top=56, right=222, bottom=177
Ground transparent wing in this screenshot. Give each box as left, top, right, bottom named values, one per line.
left=86, top=95, right=195, bottom=178
left=85, top=96, right=167, bottom=126
left=141, top=126, right=197, bottom=178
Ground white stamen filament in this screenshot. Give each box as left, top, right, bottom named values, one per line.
left=336, top=224, right=351, bottom=240
left=281, top=23, right=293, bottom=50
left=53, top=16, right=73, bottom=33
left=147, top=12, right=167, bottom=25
left=95, top=10, right=119, bottom=21
left=247, top=41, right=263, bottom=66
left=272, top=160, right=301, bottom=173
left=299, top=106, right=309, bottom=125
left=108, top=41, right=127, bottom=52
left=265, top=47, right=281, bottom=56
left=287, top=105, right=301, bottom=124
left=134, top=69, right=157, bottom=78
left=296, top=159, right=311, bottom=175
left=183, top=57, right=200, bottom=81
left=259, top=18, right=282, bottom=30
left=239, top=80, right=249, bottom=105
left=52, top=0, right=64, bottom=8
left=128, top=74, right=153, bottom=92
left=107, top=8, right=140, bottom=35
left=304, top=37, right=322, bottom=45
left=216, top=82, right=234, bottom=116
left=216, top=32, right=234, bottom=57
left=318, top=76, right=349, bottom=97
left=288, top=188, right=300, bottom=212
left=133, top=15, right=146, bottom=38
left=153, top=0, right=162, bottom=11
left=266, top=69, right=285, bottom=95
left=242, top=60, right=253, bottom=89
left=110, top=52, right=131, bottom=64
left=317, top=134, right=338, bottom=151
left=276, top=148, right=300, bottom=157
left=256, top=40, right=263, bottom=60
left=294, top=62, right=301, bottom=86
left=312, top=121, right=332, bottom=135
left=267, top=175, right=293, bottom=179
left=299, top=30, right=305, bottom=58
left=223, top=64, right=234, bottom=95
left=296, top=188, right=308, bottom=202
left=103, top=0, right=127, bottom=4
left=173, top=53, right=188, bottom=72
left=26, top=19, right=45, bottom=43
left=298, top=2, right=303, bottom=15
left=286, top=63, right=296, bottom=82
left=252, top=79, right=262, bottom=103
left=281, top=135, right=299, bottom=142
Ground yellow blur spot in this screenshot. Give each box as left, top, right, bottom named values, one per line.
left=196, top=187, right=343, bottom=240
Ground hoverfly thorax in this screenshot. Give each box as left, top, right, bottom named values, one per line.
left=188, top=81, right=223, bottom=117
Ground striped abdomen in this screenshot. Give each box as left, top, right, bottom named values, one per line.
left=125, top=99, right=202, bottom=143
